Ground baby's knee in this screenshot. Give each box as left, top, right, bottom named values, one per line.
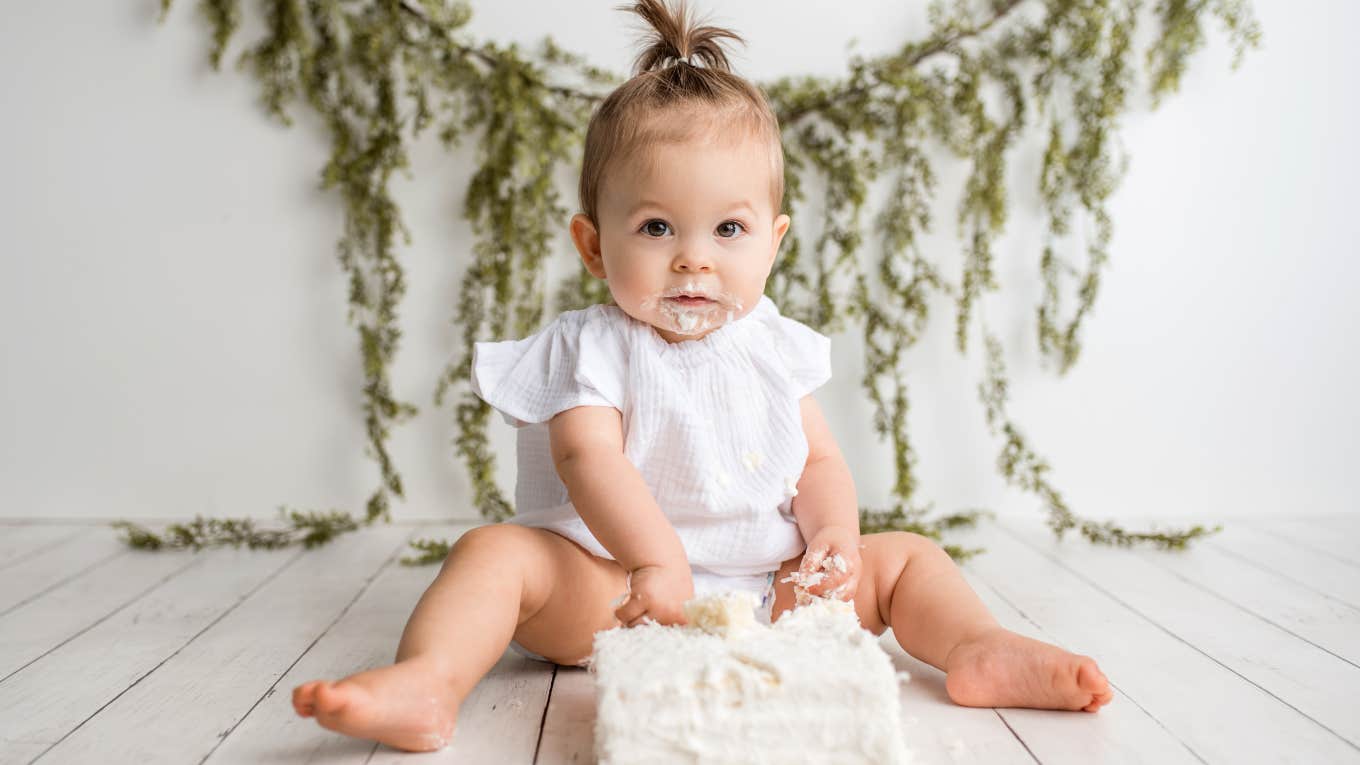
left=866, top=530, right=944, bottom=565
left=862, top=531, right=953, bottom=595
left=445, top=523, right=539, bottom=572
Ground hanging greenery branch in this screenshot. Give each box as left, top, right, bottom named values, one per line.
left=122, top=0, right=1257, bottom=563
left=978, top=333, right=1220, bottom=548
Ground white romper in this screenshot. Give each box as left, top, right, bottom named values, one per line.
left=470, top=294, right=832, bottom=632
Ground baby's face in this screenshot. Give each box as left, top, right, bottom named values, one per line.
left=573, top=131, right=790, bottom=343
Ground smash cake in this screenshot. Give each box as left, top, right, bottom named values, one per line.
left=589, top=586, right=913, bottom=764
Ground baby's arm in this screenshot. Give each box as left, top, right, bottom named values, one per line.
left=789, top=394, right=863, bottom=600
left=548, top=405, right=694, bottom=625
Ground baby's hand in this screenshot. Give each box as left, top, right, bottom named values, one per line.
left=792, top=525, right=862, bottom=602
left=614, top=563, right=694, bottom=628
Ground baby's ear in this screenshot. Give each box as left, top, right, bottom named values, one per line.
left=570, top=213, right=608, bottom=279
left=770, top=213, right=791, bottom=264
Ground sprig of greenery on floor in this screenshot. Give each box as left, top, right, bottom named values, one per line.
left=111, top=507, right=361, bottom=551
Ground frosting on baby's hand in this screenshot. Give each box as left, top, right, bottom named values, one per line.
left=781, top=553, right=851, bottom=606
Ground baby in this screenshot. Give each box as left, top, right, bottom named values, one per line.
left=293, top=0, right=1113, bottom=752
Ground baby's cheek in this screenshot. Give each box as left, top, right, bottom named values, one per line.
left=607, top=274, right=650, bottom=310
left=604, top=282, right=645, bottom=317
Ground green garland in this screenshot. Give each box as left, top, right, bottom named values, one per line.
left=116, top=0, right=1257, bottom=563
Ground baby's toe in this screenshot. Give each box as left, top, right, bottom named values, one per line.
left=314, top=681, right=353, bottom=717
left=1076, top=660, right=1113, bottom=712
left=292, top=681, right=322, bottom=717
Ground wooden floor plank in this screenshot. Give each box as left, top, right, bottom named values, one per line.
left=951, top=519, right=1358, bottom=762
left=875, top=635, right=1041, bottom=764
left=432, top=652, right=556, bottom=764
left=535, top=666, right=593, bottom=765
left=0, top=526, right=91, bottom=571
left=1243, top=516, right=1360, bottom=568
left=0, top=528, right=126, bottom=615
left=959, top=570, right=1201, bottom=764
left=1205, top=523, right=1360, bottom=609
left=0, top=546, right=202, bottom=681
left=1130, top=533, right=1360, bottom=668
left=0, top=540, right=305, bottom=763
left=33, top=524, right=416, bottom=765
left=1000, top=517, right=1360, bottom=751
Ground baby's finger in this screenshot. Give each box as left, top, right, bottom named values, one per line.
left=635, top=603, right=687, bottom=627
left=615, top=594, right=649, bottom=626
left=800, top=546, right=828, bottom=574
left=625, top=612, right=661, bottom=628
left=809, top=568, right=847, bottom=597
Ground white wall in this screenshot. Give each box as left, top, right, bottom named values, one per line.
left=1, top=1, right=1355, bottom=524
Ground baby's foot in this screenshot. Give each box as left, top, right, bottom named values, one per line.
left=292, top=658, right=459, bottom=752
left=943, top=628, right=1114, bottom=713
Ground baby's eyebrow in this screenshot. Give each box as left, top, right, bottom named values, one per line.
left=625, top=200, right=757, bottom=217
left=626, top=199, right=668, bottom=216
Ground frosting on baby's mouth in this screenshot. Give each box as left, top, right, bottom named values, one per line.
left=641, top=281, right=744, bottom=336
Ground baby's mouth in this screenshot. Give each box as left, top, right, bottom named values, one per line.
left=665, top=295, right=716, bottom=308
left=648, top=285, right=741, bottom=336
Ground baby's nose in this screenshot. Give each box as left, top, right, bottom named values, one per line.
left=673, top=250, right=714, bottom=272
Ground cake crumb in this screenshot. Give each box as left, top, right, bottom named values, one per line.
left=684, top=591, right=760, bottom=638
left=742, top=451, right=764, bottom=472
left=416, top=731, right=453, bottom=751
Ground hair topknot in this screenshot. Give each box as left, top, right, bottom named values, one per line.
left=577, top=0, right=785, bottom=223
left=624, top=0, right=743, bottom=75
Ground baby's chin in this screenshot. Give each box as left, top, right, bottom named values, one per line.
left=632, top=298, right=746, bottom=343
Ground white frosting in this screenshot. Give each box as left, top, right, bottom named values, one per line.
left=638, top=280, right=744, bottom=337
left=781, top=553, right=853, bottom=605
left=590, top=593, right=912, bottom=764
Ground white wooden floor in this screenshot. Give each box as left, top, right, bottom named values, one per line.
left=2, top=514, right=1358, bottom=764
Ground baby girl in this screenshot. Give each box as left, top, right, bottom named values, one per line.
left=293, top=0, right=1112, bottom=752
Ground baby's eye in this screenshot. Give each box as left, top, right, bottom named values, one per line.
left=641, top=219, right=671, bottom=237
left=715, top=220, right=745, bottom=238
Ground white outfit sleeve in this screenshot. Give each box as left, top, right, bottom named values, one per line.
left=763, top=302, right=833, bottom=398
left=470, top=306, right=627, bottom=428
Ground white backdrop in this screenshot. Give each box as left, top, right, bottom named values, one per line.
left=1, top=1, right=1355, bottom=524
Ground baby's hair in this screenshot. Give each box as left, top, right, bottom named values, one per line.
left=578, top=0, right=785, bottom=224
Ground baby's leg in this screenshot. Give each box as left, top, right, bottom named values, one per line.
left=292, top=524, right=627, bottom=752
left=770, top=531, right=1114, bottom=712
